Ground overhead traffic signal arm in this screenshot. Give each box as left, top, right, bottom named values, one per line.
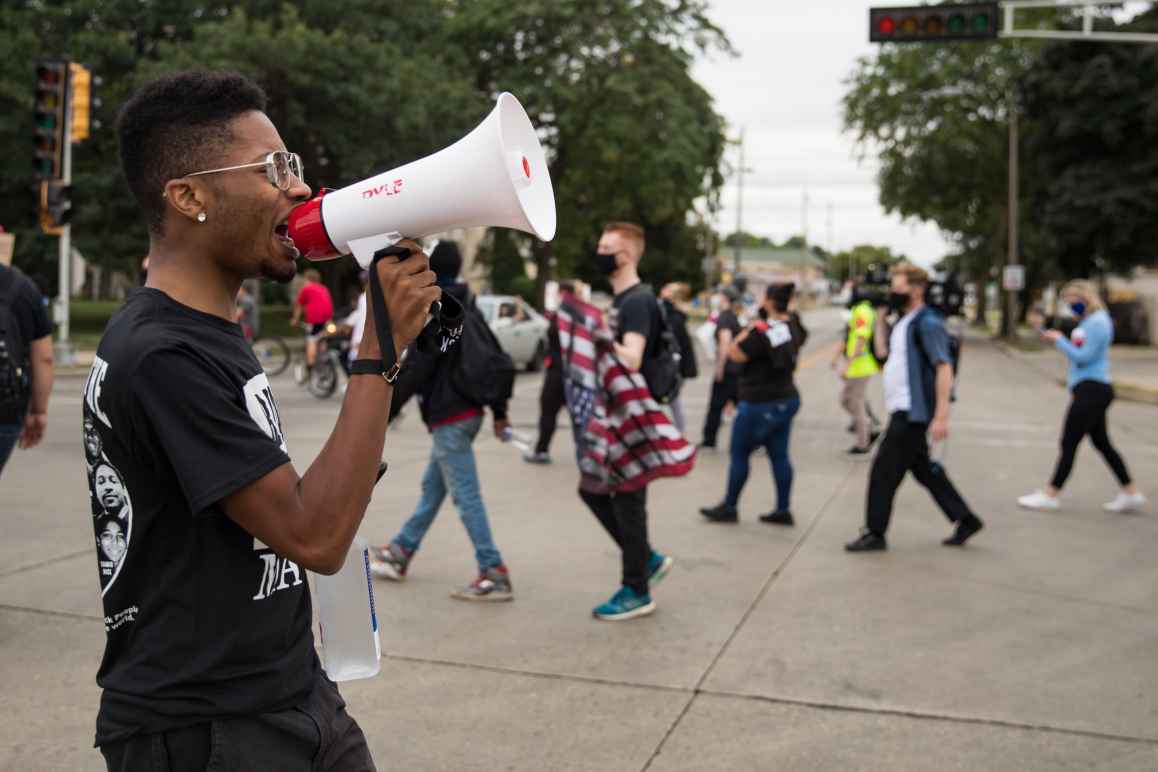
left=870, top=1, right=1158, bottom=45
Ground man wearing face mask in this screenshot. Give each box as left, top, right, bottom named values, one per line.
left=846, top=262, right=984, bottom=552
left=582, top=222, right=674, bottom=621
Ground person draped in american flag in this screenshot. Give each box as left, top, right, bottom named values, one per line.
left=556, top=222, right=695, bottom=621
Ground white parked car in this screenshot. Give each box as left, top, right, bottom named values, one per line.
left=475, top=295, right=549, bottom=371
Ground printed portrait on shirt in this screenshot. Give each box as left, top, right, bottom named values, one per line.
left=83, top=414, right=103, bottom=467
left=93, top=462, right=129, bottom=520
left=84, top=384, right=133, bottom=596
left=98, top=517, right=128, bottom=566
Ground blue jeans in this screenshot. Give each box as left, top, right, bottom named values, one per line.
left=0, top=423, right=21, bottom=479
left=394, top=414, right=503, bottom=572
left=725, top=397, right=801, bottom=513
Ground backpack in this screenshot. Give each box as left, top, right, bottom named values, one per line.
left=450, top=307, right=516, bottom=407
left=913, top=309, right=963, bottom=401
left=0, top=267, right=30, bottom=414
left=640, top=293, right=684, bottom=405
left=664, top=302, right=699, bottom=380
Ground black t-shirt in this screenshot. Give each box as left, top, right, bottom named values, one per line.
left=82, top=288, right=317, bottom=746
left=0, top=266, right=52, bottom=422
left=736, top=317, right=805, bottom=403
left=715, top=309, right=742, bottom=376
left=611, top=283, right=661, bottom=359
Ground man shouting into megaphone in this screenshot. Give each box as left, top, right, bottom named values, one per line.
left=83, top=70, right=438, bottom=771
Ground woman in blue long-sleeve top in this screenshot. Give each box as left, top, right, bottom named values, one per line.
left=1018, top=281, right=1146, bottom=513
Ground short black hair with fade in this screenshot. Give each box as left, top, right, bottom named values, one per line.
left=116, top=70, right=267, bottom=233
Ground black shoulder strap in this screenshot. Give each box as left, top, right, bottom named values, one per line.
left=366, top=246, right=410, bottom=378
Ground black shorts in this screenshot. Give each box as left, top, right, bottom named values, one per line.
left=308, top=322, right=328, bottom=340
left=100, top=672, right=375, bottom=771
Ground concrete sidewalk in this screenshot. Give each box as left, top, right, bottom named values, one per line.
left=3, top=307, right=1157, bottom=770
left=997, top=333, right=1158, bottom=405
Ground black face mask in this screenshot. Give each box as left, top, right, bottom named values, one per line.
left=888, top=291, right=911, bottom=313
left=595, top=252, right=619, bottom=276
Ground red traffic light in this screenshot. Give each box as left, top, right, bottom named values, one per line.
left=877, top=16, right=896, bottom=36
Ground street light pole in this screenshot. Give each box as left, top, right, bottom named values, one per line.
left=55, top=74, right=76, bottom=366
left=733, top=128, right=745, bottom=276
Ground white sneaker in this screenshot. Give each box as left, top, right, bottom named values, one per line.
left=1104, top=492, right=1147, bottom=513
left=1018, top=490, right=1060, bottom=511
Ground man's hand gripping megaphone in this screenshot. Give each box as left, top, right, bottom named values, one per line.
left=351, top=239, right=464, bottom=383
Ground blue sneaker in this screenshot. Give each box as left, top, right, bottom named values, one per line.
left=648, top=551, right=673, bottom=588
left=593, top=586, right=655, bottom=621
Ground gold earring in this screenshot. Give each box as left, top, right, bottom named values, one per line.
left=196, top=212, right=207, bottom=223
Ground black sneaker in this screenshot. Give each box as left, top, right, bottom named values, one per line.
left=845, top=529, right=887, bottom=552
left=943, top=516, right=984, bottom=547
left=759, top=510, right=794, bottom=526
left=699, top=503, right=738, bottom=523
left=846, top=445, right=872, bottom=457
left=697, top=442, right=717, bottom=452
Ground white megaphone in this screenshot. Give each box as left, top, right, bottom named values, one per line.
left=289, top=92, right=556, bottom=267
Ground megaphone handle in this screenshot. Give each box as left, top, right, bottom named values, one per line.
left=367, top=245, right=412, bottom=382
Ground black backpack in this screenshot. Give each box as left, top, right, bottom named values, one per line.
left=664, top=302, right=699, bottom=380
left=451, top=308, right=516, bottom=407
left=640, top=293, right=684, bottom=405
left=0, top=266, right=30, bottom=414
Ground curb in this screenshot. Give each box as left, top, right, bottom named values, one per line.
left=995, top=342, right=1158, bottom=406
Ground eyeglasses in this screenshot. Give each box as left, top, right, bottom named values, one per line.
left=184, top=150, right=304, bottom=191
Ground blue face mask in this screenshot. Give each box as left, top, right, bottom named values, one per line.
left=1070, top=301, right=1087, bottom=317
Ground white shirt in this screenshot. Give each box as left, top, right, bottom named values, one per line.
left=883, top=310, right=917, bottom=414
left=344, top=293, right=367, bottom=360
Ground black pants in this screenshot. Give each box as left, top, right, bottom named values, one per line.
left=535, top=366, right=566, bottom=454
left=101, top=672, right=375, bottom=772
left=866, top=412, right=976, bottom=536
left=702, top=373, right=738, bottom=447
left=580, top=487, right=650, bottom=595
left=1049, top=380, right=1132, bottom=489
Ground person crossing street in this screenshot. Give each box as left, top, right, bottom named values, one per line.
left=832, top=287, right=881, bottom=456
left=845, top=262, right=984, bottom=553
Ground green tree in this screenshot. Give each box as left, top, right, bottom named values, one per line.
left=444, top=0, right=732, bottom=300
left=0, top=0, right=731, bottom=311
left=1020, top=9, right=1158, bottom=279
left=843, top=34, right=1043, bottom=330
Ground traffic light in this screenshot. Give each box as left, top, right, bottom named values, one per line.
left=69, top=62, right=98, bottom=143
left=34, top=60, right=69, bottom=179
left=870, top=3, right=999, bottom=43
left=39, top=180, right=73, bottom=233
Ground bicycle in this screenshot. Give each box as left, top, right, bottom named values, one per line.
left=307, top=323, right=352, bottom=399
left=243, top=323, right=292, bottom=377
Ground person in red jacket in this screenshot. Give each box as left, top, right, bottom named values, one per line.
left=290, top=268, right=334, bottom=371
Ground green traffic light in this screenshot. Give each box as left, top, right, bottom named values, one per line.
left=972, top=12, right=990, bottom=32
left=948, top=14, right=966, bottom=33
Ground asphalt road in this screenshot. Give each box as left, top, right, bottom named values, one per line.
left=3, top=307, right=1157, bottom=771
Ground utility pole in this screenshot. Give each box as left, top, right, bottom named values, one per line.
left=1004, top=89, right=1020, bottom=342
left=800, top=189, right=809, bottom=250
left=56, top=72, right=76, bottom=366
left=733, top=128, right=746, bottom=276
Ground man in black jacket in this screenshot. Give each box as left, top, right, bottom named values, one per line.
left=369, top=241, right=514, bottom=601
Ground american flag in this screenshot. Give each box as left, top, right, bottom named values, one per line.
left=556, top=298, right=696, bottom=495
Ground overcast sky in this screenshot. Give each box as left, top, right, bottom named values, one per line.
left=692, top=0, right=954, bottom=265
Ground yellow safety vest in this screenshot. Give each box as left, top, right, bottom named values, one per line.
left=845, top=302, right=880, bottom=378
